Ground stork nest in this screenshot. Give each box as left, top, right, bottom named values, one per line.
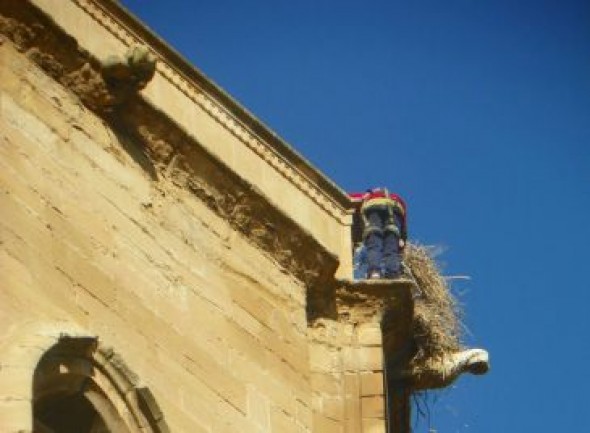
left=404, top=243, right=464, bottom=369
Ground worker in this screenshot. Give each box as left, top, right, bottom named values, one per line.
left=349, top=187, right=407, bottom=279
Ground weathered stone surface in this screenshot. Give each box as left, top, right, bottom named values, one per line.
left=0, top=1, right=421, bottom=432
left=0, top=37, right=316, bottom=431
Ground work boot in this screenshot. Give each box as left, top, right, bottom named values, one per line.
left=411, top=348, right=489, bottom=390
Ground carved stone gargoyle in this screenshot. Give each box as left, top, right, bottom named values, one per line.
left=99, top=45, right=157, bottom=105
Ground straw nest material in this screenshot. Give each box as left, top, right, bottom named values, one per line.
left=404, top=243, right=464, bottom=370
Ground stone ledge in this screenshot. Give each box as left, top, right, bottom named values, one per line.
left=0, top=0, right=340, bottom=288
left=308, top=277, right=415, bottom=325
left=46, top=0, right=352, bottom=223
left=336, top=278, right=415, bottom=322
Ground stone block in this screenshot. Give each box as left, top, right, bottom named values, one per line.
left=313, top=413, right=343, bottom=433
left=361, top=396, right=384, bottom=419
left=296, top=398, right=312, bottom=430
left=228, top=350, right=297, bottom=417
left=17, top=80, right=73, bottom=141
left=322, top=396, right=344, bottom=421
left=266, top=338, right=310, bottom=386
left=1, top=93, right=60, bottom=150
left=158, top=396, right=212, bottom=433
left=341, top=346, right=357, bottom=371
left=271, top=406, right=299, bottom=433
left=247, top=385, right=270, bottom=430
left=0, top=48, right=22, bottom=96
left=360, top=373, right=384, bottom=397
left=362, top=418, right=386, bottom=433
left=311, top=372, right=342, bottom=396
left=0, top=399, right=32, bottom=432
left=343, top=373, right=361, bottom=433
left=357, top=323, right=383, bottom=347
left=357, top=347, right=384, bottom=372
left=72, top=109, right=114, bottom=150
left=0, top=365, right=35, bottom=400
left=309, top=343, right=339, bottom=373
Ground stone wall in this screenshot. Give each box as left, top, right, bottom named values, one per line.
left=24, top=0, right=355, bottom=278
left=0, top=39, right=315, bottom=432
left=0, top=1, right=416, bottom=432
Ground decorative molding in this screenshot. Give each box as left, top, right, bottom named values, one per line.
left=0, top=0, right=340, bottom=288
left=71, top=0, right=350, bottom=224
left=73, top=0, right=135, bottom=47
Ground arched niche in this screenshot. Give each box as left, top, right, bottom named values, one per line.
left=0, top=323, right=168, bottom=433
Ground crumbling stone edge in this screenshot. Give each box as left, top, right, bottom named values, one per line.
left=0, top=0, right=339, bottom=290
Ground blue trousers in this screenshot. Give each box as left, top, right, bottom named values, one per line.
left=363, top=206, right=401, bottom=277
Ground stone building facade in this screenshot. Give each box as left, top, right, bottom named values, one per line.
left=1, top=1, right=448, bottom=432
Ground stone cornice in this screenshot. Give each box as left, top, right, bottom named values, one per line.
left=334, top=278, right=415, bottom=323
left=70, top=0, right=352, bottom=224
left=0, top=0, right=340, bottom=288
left=307, top=277, right=415, bottom=324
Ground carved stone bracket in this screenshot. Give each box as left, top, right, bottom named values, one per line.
left=63, top=44, right=157, bottom=110
left=0, top=1, right=150, bottom=111
left=99, top=44, right=157, bottom=104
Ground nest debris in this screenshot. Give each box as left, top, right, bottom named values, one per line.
left=404, top=243, right=464, bottom=370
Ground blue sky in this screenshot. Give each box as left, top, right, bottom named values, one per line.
left=119, top=1, right=590, bottom=431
